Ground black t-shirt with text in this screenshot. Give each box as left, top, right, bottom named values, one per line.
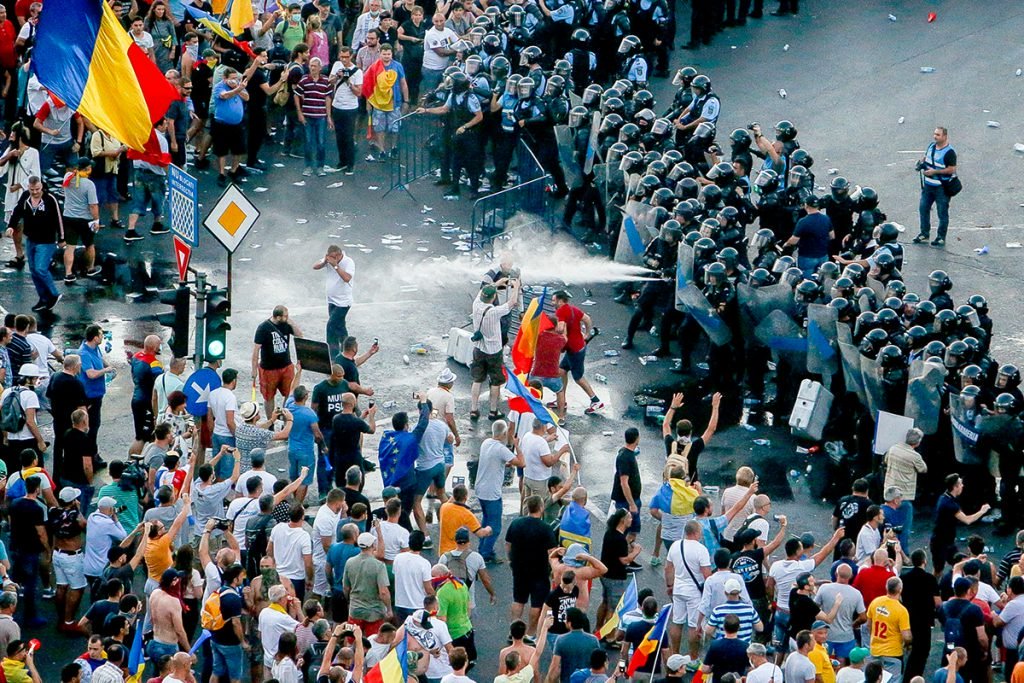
left=313, top=378, right=351, bottom=430
left=832, top=494, right=872, bottom=539
left=545, top=585, right=580, bottom=635
left=730, top=547, right=766, bottom=600
left=254, top=319, right=295, bottom=370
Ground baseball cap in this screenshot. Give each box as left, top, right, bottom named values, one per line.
left=799, top=532, right=816, bottom=548
left=454, top=527, right=471, bottom=543
left=438, top=368, right=457, bottom=385
left=666, top=655, right=690, bottom=672
left=884, top=486, right=903, bottom=502
left=849, top=647, right=870, bottom=664
left=480, top=285, right=497, bottom=300
left=735, top=528, right=760, bottom=546
left=811, top=620, right=830, bottom=631
left=357, top=532, right=376, bottom=548
left=59, top=486, right=81, bottom=503
left=381, top=486, right=401, bottom=499
left=563, top=543, right=587, bottom=567
left=98, top=496, right=118, bottom=510
left=724, top=578, right=743, bottom=594
left=17, top=364, right=41, bottom=378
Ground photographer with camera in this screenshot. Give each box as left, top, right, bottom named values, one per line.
left=913, top=126, right=959, bottom=247
left=329, top=46, right=364, bottom=175
left=469, top=280, right=521, bottom=422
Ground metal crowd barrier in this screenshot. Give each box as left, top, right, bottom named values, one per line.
left=384, top=111, right=445, bottom=200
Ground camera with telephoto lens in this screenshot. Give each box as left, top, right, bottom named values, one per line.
left=915, top=160, right=926, bottom=172
left=213, top=518, right=232, bottom=531
left=120, top=457, right=148, bottom=492
left=337, top=66, right=355, bottom=83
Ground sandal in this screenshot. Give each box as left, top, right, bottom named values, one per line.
left=470, top=410, right=481, bottom=421
left=488, top=411, right=502, bottom=421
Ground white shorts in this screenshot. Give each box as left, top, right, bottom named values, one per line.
left=314, top=562, right=329, bottom=597
left=53, top=549, right=88, bottom=590
left=672, top=592, right=701, bottom=627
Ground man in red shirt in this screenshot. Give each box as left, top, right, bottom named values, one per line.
left=852, top=548, right=897, bottom=608
left=551, top=290, right=603, bottom=418
left=529, top=318, right=566, bottom=393
left=0, top=6, right=15, bottom=124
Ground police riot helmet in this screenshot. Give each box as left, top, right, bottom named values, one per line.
left=718, top=206, right=739, bottom=227
left=997, top=364, right=1021, bottom=389
left=464, top=55, right=483, bottom=76
left=660, top=219, right=683, bottom=244
left=717, top=247, right=739, bottom=270
left=752, top=228, right=776, bottom=250
left=468, top=26, right=487, bottom=46
left=815, top=261, right=840, bottom=284
left=842, top=263, right=867, bottom=286
left=571, top=28, right=591, bottom=48
left=771, top=255, right=796, bottom=275
left=637, top=173, right=660, bottom=196
left=618, top=122, right=641, bottom=145
left=651, top=187, right=675, bottom=208
left=854, top=311, right=878, bottom=338
left=830, top=276, right=854, bottom=299
left=787, top=165, right=810, bottom=188
left=633, top=108, right=656, bottom=128
left=612, top=79, right=634, bottom=98
left=674, top=202, right=697, bottom=223
left=790, top=148, right=813, bottom=169
left=928, top=269, right=952, bottom=293
left=641, top=150, right=660, bottom=166
left=860, top=328, right=889, bottom=358
left=582, top=83, right=603, bottom=107
left=504, top=73, right=522, bottom=96
left=856, top=287, right=877, bottom=312
left=774, top=120, right=797, bottom=141
left=482, top=33, right=502, bottom=55
left=672, top=66, right=697, bottom=87
left=857, top=187, right=879, bottom=210
left=600, top=113, right=624, bottom=136
left=968, top=294, right=988, bottom=316
left=489, top=55, right=510, bottom=80
left=553, top=60, right=572, bottom=80
left=875, top=308, right=899, bottom=332
left=544, top=74, right=566, bottom=98
left=519, top=45, right=542, bottom=67
left=516, top=76, right=535, bottom=98
left=935, top=309, right=957, bottom=333
left=449, top=70, right=470, bottom=93
left=944, top=340, right=968, bottom=368
left=782, top=267, right=803, bottom=289
left=955, top=304, right=979, bottom=329
left=995, top=393, right=1018, bottom=414
left=672, top=161, right=697, bottom=180
left=646, top=159, right=668, bottom=179
left=619, top=150, right=643, bottom=174
left=692, top=121, right=716, bottom=141
left=601, top=96, right=625, bottom=118
left=826, top=181, right=851, bottom=206
left=795, top=279, right=821, bottom=303
left=914, top=300, right=937, bottom=326
left=700, top=184, right=723, bottom=208
left=617, top=34, right=641, bottom=55
left=961, top=364, right=984, bottom=385
left=877, top=222, right=900, bottom=245
left=874, top=251, right=895, bottom=274
left=884, top=280, right=907, bottom=299
left=568, top=106, right=589, bottom=129
left=693, top=237, right=717, bottom=260
left=878, top=345, right=905, bottom=369
left=729, top=128, right=752, bottom=148
left=674, top=177, right=700, bottom=201
left=882, top=296, right=903, bottom=313
left=750, top=268, right=773, bottom=287
left=705, top=261, right=728, bottom=286
left=961, top=336, right=980, bottom=359
left=690, top=74, right=711, bottom=93
left=923, top=339, right=946, bottom=359
left=633, top=89, right=655, bottom=111
left=699, top=218, right=721, bottom=240
left=754, top=169, right=779, bottom=194
left=906, top=326, right=929, bottom=349
left=683, top=230, right=701, bottom=247
left=605, top=142, right=628, bottom=167
left=829, top=297, right=853, bottom=320
left=707, top=161, right=735, bottom=186
left=662, top=149, right=683, bottom=166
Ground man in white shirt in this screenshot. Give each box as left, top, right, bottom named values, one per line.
left=234, top=448, right=277, bottom=496
left=426, top=368, right=460, bottom=448
left=269, top=505, right=314, bottom=601
left=469, top=281, right=519, bottom=419
left=1, top=365, right=46, bottom=455
left=312, top=488, right=346, bottom=598
left=745, top=642, right=783, bottom=683
left=378, top=499, right=411, bottom=562
left=153, top=356, right=186, bottom=416
left=393, top=530, right=433, bottom=620
left=207, top=368, right=240, bottom=470
left=421, top=13, right=458, bottom=94
left=313, top=245, right=355, bottom=361
left=328, top=47, right=363, bottom=174
left=351, top=0, right=382, bottom=49
left=259, top=584, right=301, bottom=674
left=855, top=505, right=884, bottom=565
left=24, top=317, right=60, bottom=406
left=665, top=520, right=713, bottom=661
left=518, top=419, right=567, bottom=507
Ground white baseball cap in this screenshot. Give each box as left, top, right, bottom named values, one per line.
left=357, top=532, right=376, bottom=548
left=59, top=486, right=81, bottom=503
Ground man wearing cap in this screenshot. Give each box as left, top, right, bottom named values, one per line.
left=441, top=526, right=496, bottom=611
left=427, top=368, right=461, bottom=448
left=815, top=563, right=866, bottom=663
left=469, top=280, right=520, bottom=421
left=551, top=290, right=603, bottom=418
left=52, top=485, right=88, bottom=634
left=865, top=576, right=911, bottom=683
left=235, top=400, right=294, bottom=474
left=837, top=647, right=872, bottom=683
left=745, top=643, right=781, bottom=683
left=343, top=531, right=392, bottom=634
left=784, top=195, right=833, bottom=278
left=808, top=620, right=837, bottom=683
left=549, top=543, right=607, bottom=612
left=0, top=364, right=46, bottom=467
left=706, top=577, right=761, bottom=643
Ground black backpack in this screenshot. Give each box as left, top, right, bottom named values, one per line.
left=942, top=599, right=969, bottom=653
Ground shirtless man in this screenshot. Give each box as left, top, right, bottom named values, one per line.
left=52, top=486, right=89, bottom=633
left=149, top=568, right=191, bottom=660
left=245, top=556, right=300, bottom=683
left=498, top=620, right=536, bottom=674
left=548, top=543, right=609, bottom=612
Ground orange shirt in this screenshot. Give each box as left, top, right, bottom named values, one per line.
left=144, top=533, right=174, bottom=581
left=438, top=501, right=482, bottom=555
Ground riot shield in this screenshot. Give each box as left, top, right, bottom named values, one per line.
left=904, top=360, right=945, bottom=435
left=839, top=340, right=867, bottom=403
left=755, top=310, right=806, bottom=372
left=677, top=243, right=695, bottom=286
left=584, top=111, right=602, bottom=175
left=866, top=276, right=887, bottom=300
left=736, top=283, right=761, bottom=346
left=613, top=200, right=658, bottom=265
left=806, top=304, right=840, bottom=376
left=555, top=125, right=583, bottom=190
left=592, top=163, right=613, bottom=205
left=859, top=354, right=886, bottom=419
left=948, top=393, right=984, bottom=466
left=750, top=283, right=796, bottom=322
left=676, top=283, right=732, bottom=346
left=568, top=91, right=582, bottom=109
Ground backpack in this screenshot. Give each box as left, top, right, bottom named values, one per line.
left=942, top=599, right=968, bottom=653
left=244, top=511, right=275, bottom=575
left=0, top=388, right=27, bottom=434
left=201, top=587, right=231, bottom=631
left=440, top=551, right=473, bottom=587
left=51, top=507, right=81, bottom=539
left=7, top=467, right=45, bottom=503
left=733, top=514, right=765, bottom=544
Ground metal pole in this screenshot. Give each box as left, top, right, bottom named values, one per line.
left=194, top=271, right=207, bottom=368
left=646, top=609, right=669, bottom=683
left=227, top=253, right=233, bottom=299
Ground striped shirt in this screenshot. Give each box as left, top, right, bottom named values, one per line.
left=295, top=75, right=333, bottom=118
left=707, top=600, right=760, bottom=642
left=471, top=297, right=512, bottom=355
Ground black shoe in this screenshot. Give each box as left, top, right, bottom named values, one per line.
left=233, top=166, right=249, bottom=178
left=912, top=234, right=929, bottom=244
left=652, top=347, right=672, bottom=357
left=93, top=455, right=108, bottom=470
left=250, top=160, right=268, bottom=170
left=109, top=219, right=124, bottom=229
left=123, top=230, right=144, bottom=242
left=931, top=238, right=945, bottom=246
left=681, top=41, right=699, bottom=49
left=86, top=266, right=102, bottom=278
left=217, top=174, right=228, bottom=187
left=30, top=300, right=47, bottom=312
left=194, top=157, right=211, bottom=169
left=64, top=274, right=77, bottom=284
left=621, top=340, right=634, bottom=350
left=5, top=256, right=25, bottom=269
left=150, top=222, right=170, bottom=235
left=43, top=294, right=62, bottom=311
left=361, top=460, right=377, bottom=473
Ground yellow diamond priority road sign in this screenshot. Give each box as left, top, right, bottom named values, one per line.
left=204, top=184, right=261, bottom=254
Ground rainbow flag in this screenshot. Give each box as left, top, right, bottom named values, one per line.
left=511, top=288, right=552, bottom=374
left=503, top=366, right=558, bottom=426
left=597, top=574, right=637, bottom=639
left=365, top=634, right=408, bottom=683
left=626, top=604, right=670, bottom=675
left=33, top=0, right=179, bottom=152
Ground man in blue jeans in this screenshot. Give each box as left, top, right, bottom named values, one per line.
left=914, top=126, right=958, bottom=248
left=784, top=195, right=833, bottom=278
left=474, top=419, right=523, bottom=562
left=6, top=176, right=63, bottom=312
left=209, top=564, right=247, bottom=683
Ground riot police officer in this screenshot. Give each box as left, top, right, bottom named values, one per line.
left=417, top=71, right=484, bottom=198
left=563, top=106, right=606, bottom=236
left=564, top=28, right=597, bottom=95
left=820, top=176, right=856, bottom=255
left=928, top=270, right=954, bottom=311
left=673, top=74, right=720, bottom=139
left=622, top=220, right=682, bottom=352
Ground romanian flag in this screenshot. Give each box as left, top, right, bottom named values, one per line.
left=125, top=616, right=145, bottom=683
left=228, top=0, right=255, bottom=38
left=365, top=634, right=408, bottom=683
left=511, top=288, right=552, bottom=375
left=183, top=6, right=257, bottom=57
left=626, top=604, right=671, bottom=675
left=597, top=574, right=637, bottom=639
left=503, top=366, right=558, bottom=426
left=33, top=0, right=179, bottom=152
left=559, top=501, right=592, bottom=550
left=649, top=479, right=700, bottom=517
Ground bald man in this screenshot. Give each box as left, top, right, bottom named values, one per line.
left=129, top=335, right=165, bottom=455
left=329, top=391, right=377, bottom=486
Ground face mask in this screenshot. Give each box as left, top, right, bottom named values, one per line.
left=186, top=44, right=198, bottom=58
left=291, top=12, right=301, bottom=20
left=369, top=10, right=379, bottom=15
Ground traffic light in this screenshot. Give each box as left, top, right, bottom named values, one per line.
left=156, top=285, right=190, bottom=358
left=204, top=287, right=231, bottom=361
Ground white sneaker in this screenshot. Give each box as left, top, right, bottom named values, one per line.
left=302, top=168, right=313, bottom=177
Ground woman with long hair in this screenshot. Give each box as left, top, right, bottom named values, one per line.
left=173, top=544, right=204, bottom=640
left=145, top=1, right=178, bottom=73
left=271, top=631, right=303, bottom=682
left=0, top=121, right=39, bottom=268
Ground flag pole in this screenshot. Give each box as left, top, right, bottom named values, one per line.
left=646, top=607, right=669, bottom=683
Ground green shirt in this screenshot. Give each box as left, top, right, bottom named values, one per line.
left=97, top=482, right=141, bottom=532
left=275, top=20, right=306, bottom=52
left=436, top=580, right=471, bottom=639
left=343, top=552, right=389, bottom=621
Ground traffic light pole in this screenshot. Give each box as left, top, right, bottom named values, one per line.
left=194, top=271, right=208, bottom=368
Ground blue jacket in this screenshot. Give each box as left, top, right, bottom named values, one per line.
left=378, top=402, right=431, bottom=486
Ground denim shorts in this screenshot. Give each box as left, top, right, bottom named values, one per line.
left=289, top=451, right=316, bottom=485
left=416, top=463, right=446, bottom=495
left=211, top=641, right=244, bottom=680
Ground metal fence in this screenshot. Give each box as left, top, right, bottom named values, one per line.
left=384, top=112, right=445, bottom=200
left=469, top=139, right=558, bottom=252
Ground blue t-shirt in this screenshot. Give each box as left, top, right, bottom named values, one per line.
left=793, top=212, right=833, bottom=258
left=284, top=399, right=319, bottom=457
left=78, top=343, right=106, bottom=399
left=326, top=542, right=360, bottom=591
left=213, top=81, right=245, bottom=125
left=932, top=669, right=963, bottom=683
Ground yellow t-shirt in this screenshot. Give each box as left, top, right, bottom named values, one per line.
left=439, top=501, right=482, bottom=555
left=144, top=533, right=174, bottom=581
left=867, top=595, right=910, bottom=657
left=808, top=642, right=836, bottom=683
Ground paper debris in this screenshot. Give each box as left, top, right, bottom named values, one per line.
left=898, top=116, right=905, bottom=124
left=293, top=181, right=306, bottom=186
left=888, top=13, right=897, bottom=21
left=778, top=88, right=787, bottom=98
left=253, top=187, right=269, bottom=192
left=417, top=247, right=429, bottom=252
left=359, top=248, right=373, bottom=253
left=1006, top=242, right=1022, bottom=248
left=580, top=300, right=597, bottom=306
left=783, top=44, right=790, bottom=51
left=920, top=66, right=935, bottom=73
left=295, top=219, right=308, bottom=224
left=368, top=185, right=380, bottom=190
left=273, top=163, right=285, bottom=168
left=974, top=246, right=989, bottom=255
left=327, top=181, right=345, bottom=188
left=987, top=121, right=1001, bottom=128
